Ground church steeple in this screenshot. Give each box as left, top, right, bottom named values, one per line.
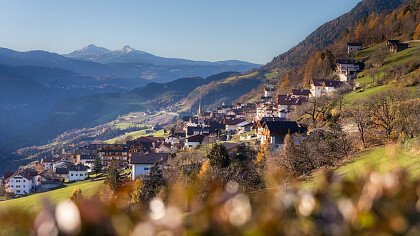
left=198, top=100, right=202, bottom=116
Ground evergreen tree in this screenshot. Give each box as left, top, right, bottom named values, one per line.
left=105, top=159, right=123, bottom=191
left=140, top=163, right=166, bottom=202
left=207, top=143, right=230, bottom=168
left=93, top=154, right=103, bottom=175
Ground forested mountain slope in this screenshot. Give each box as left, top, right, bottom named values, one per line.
left=266, top=0, right=405, bottom=70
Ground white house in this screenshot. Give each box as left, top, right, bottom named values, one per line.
left=155, top=143, right=173, bottom=153
left=336, top=59, right=360, bottom=81
left=77, top=154, right=96, bottom=172
left=131, top=153, right=169, bottom=180
left=347, top=42, right=363, bottom=54
left=52, top=160, right=73, bottom=172
left=55, top=167, right=69, bottom=181
left=310, top=79, right=344, bottom=97
left=237, top=121, right=253, bottom=134
left=225, top=119, right=245, bottom=134
left=184, top=134, right=205, bottom=148
left=5, top=171, right=36, bottom=195
left=41, top=157, right=60, bottom=170
left=68, top=165, right=89, bottom=182
left=36, top=171, right=64, bottom=190
left=256, top=102, right=279, bottom=121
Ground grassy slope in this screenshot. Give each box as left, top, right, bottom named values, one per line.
left=344, top=41, right=420, bottom=105
left=105, top=129, right=168, bottom=144
left=337, top=144, right=420, bottom=180
left=0, top=180, right=103, bottom=213
left=305, top=142, right=420, bottom=189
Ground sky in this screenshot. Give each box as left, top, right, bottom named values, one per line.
left=0, top=0, right=361, bottom=64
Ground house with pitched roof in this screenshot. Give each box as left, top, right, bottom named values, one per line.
left=41, top=156, right=60, bottom=170
left=76, top=154, right=96, bottom=171
left=155, top=142, right=173, bottom=153
left=237, top=121, right=253, bottom=134
left=68, top=165, right=89, bottom=182
left=131, top=153, right=169, bottom=180
left=347, top=42, right=363, bottom=54
left=257, top=120, right=307, bottom=149
left=4, top=172, right=34, bottom=195
left=225, top=118, right=246, bottom=134
left=387, top=40, right=409, bottom=52
left=310, top=79, right=344, bottom=97
left=98, top=144, right=129, bottom=167
left=256, top=102, right=279, bottom=120
left=336, top=59, right=361, bottom=81
left=185, top=134, right=205, bottom=148
left=291, top=89, right=311, bottom=98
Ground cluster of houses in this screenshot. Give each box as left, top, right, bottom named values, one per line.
left=2, top=155, right=89, bottom=196
left=1, top=136, right=176, bottom=195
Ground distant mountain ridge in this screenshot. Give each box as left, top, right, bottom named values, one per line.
left=65, top=44, right=260, bottom=67
left=0, top=47, right=260, bottom=83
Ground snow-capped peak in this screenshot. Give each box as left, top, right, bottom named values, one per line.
left=119, top=45, right=135, bottom=53
left=75, top=44, right=111, bottom=54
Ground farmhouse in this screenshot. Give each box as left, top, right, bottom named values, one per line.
left=4, top=171, right=34, bottom=195
left=225, top=119, right=245, bottom=134
left=257, top=120, right=307, bottom=149
left=237, top=121, right=253, bottom=134
left=76, top=154, right=96, bottom=171
left=256, top=102, right=279, bottom=120
left=261, top=86, right=276, bottom=102
left=165, top=132, right=186, bottom=145
left=347, top=42, right=363, bottom=54
left=290, top=89, right=311, bottom=98
left=41, top=156, right=60, bottom=170
left=185, top=134, right=205, bottom=148
left=310, top=79, right=344, bottom=97
left=336, top=59, right=360, bottom=81
left=155, top=142, right=173, bottom=153
left=68, top=165, right=89, bottom=182
left=131, top=153, right=169, bottom=180
left=387, top=40, right=409, bottom=52
left=36, top=171, right=63, bottom=190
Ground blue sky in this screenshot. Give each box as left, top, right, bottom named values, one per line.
left=0, top=0, right=360, bottom=64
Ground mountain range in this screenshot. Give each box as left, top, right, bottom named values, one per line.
left=0, top=46, right=260, bottom=84
left=65, top=44, right=255, bottom=67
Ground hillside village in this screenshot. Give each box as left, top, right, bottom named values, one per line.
left=2, top=39, right=411, bottom=197
left=1, top=0, right=419, bottom=235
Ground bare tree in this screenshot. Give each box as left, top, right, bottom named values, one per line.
left=366, top=90, right=404, bottom=141
left=345, top=99, right=371, bottom=148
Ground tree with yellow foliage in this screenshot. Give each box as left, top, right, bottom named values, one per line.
left=199, top=159, right=210, bottom=177
left=256, top=140, right=270, bottom=164
left=414, top=24, right=420, bottom=39
left=278, top=73, right=290, bottom=92
left=70, top=188, right=83, bottom=202
left=354, top=22, right=364, bottom=40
